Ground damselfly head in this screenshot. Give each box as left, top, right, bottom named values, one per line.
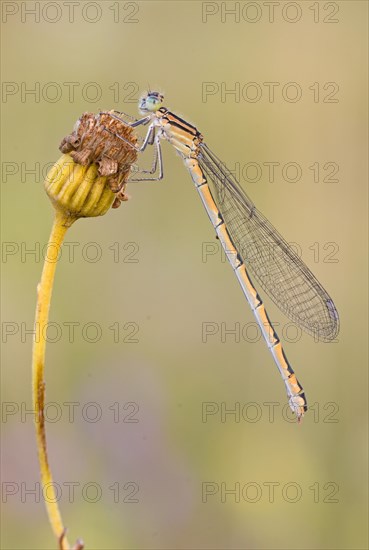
left=139, top=91, right=164, bottom=113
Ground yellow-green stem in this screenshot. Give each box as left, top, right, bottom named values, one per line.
left=32, top=209, right=76, bottom=550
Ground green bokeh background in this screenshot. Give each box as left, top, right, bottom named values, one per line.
left=1, top=1, right=368, bottom=548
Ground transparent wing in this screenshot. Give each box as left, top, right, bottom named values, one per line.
left=198, top=144, right=339, bottom=342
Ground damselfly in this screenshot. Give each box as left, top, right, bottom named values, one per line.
left=103, top=91, right=339, bottom=421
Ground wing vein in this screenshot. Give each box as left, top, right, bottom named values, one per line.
left=198, top=143, right=339, bottom=341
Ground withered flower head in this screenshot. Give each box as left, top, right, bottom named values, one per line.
left=44, top=111, right=138, bottom=222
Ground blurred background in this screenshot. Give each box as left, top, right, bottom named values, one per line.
left=1, top=1, right=368, bottom=548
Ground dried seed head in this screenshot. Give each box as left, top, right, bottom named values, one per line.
left=45, top=111, right=138, bottom=222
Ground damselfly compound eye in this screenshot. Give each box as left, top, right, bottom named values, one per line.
left=139, top=91, right=164, bottom=113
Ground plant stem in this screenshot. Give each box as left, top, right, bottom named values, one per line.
left=32, top=209, right=76, bottom=550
